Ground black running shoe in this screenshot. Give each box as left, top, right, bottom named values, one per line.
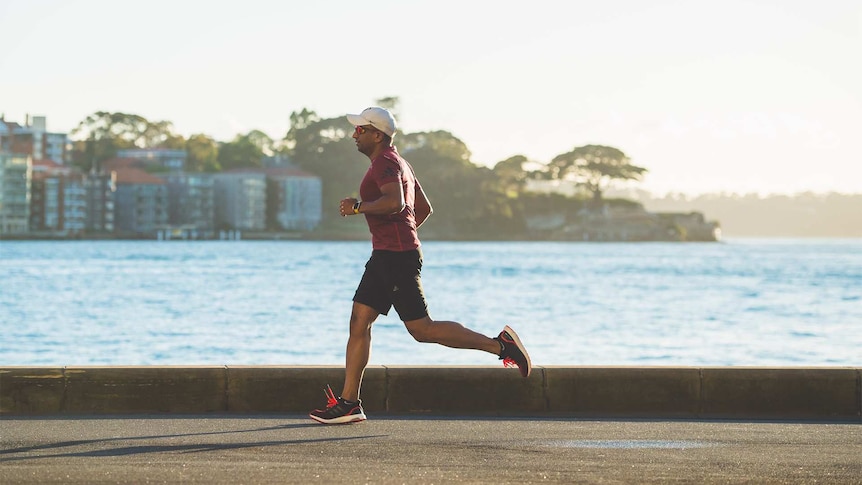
left=495, top=325, right=532, bottom=377
left=308, top=385, right=367, bottom=424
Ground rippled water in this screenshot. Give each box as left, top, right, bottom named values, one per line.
left=1, top=239, right=859, bottom=366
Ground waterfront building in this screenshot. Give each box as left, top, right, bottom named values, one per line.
left=84, top=171, right=116, bottom=234
left=113, top=168, right=168, bottom=235
left=29, top=160, right=86, bottom=235
left=213, top=171, right=266, bottom=231
left=0, top=152, right=32, bottom=234
left=265, top=167, right=322, bottom=231
left=0, top=115, right=69, bottom=165
left=162, top=172, right=215, bottom=231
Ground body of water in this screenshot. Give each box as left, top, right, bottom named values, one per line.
left=1, top=239, right=859, bottom=366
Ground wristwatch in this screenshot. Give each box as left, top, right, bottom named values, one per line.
left=352, top=201, right=362, bottom=214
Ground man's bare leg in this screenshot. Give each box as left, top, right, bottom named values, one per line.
left=341, top=302, right=379, bottom=402
left=403, top=316, right=501, bottom=355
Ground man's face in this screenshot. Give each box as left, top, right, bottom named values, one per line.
left=352, top=124, right=379, bottom=156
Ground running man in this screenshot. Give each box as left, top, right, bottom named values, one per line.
left=309, top=107, right=531, bottom=424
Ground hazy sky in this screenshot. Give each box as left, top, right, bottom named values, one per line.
left=2, top=0, right=860, bottom=195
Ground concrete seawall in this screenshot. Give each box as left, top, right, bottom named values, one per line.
left=2, top=366, right=860, bottom=421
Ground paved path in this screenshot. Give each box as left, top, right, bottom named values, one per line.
left=1, top=416, right=860, bottom=483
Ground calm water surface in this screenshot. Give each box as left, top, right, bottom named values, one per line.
left=1, top=239, right=859, bottom=366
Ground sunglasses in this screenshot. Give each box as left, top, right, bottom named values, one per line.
left=354, top=125, right=376, bottom=136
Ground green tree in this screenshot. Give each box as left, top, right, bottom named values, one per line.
left=186, top=134, right=220, bottom=172
left=217, top=130, right=273, bottom=171
left=142, top=119, right=185, bottom=149
left=493, top=155, right=530, bottom=197
left=69, top=111, right=184, bottom=171
left=548, top=145, right=646, bottom=202
left=281, top=108, right=320, bottom=153
left=245, top=129, right=276, bottom=156
left=399, top=130, right=520, bottom=238
left=70, top=112, right=145, bottom=171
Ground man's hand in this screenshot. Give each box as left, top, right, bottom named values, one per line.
left=339, top=197, right=359, bottom=217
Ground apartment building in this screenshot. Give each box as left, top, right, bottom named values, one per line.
left=85, top=171, right=116, bottom=233
left=213, top=171, right=266, bottom=231
left=0, top=115, right=71, bottom=235
left=0, top=115, right=68, bottom=165
left=162, top=172, right=215, bottom=231
left=113, top=168, right=168, bottom=235
left=29, top=160, right=86, bottom=235
left=0, top=152, right=31, bottom=234
left=265, top=167, right=322, bottom=231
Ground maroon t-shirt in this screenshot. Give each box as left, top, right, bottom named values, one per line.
left=359, top=146, right=422, bottom=251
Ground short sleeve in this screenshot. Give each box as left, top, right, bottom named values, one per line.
left=374, top=155, right=403, bottom=188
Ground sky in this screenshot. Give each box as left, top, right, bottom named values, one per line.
left=1, top=0, right=860, bottom=196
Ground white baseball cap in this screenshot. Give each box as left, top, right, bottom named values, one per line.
left=346, top=107, right=397, bottom=137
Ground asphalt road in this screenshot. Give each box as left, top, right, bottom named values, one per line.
left=1, top=415, right=860, bottom=484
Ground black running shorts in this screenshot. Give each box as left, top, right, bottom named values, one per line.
left=353, top=249, right=429, bottom=322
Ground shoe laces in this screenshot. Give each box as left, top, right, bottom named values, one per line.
left=497, top=336, right=516, bottom=367
left=323, top=385, right=338, bottom=408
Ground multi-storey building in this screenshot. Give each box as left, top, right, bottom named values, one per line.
left=85, top=171, right=116, bottom=234
left=29, top=160, right=87, bottom=235
left=113, top=168, right=168, bottom=235
left=47, top=175, right=86, bottom=234
left=265, top=168, right=322, bottom=231
left=1, top=115, right=72, bottom=236
left=162, top=172, right=215, bottom=231
left=0, top=115, right=68, bottom=165
left=213, top=171, right=266, bottom=231
left=0, top=152, right=32, bottom=234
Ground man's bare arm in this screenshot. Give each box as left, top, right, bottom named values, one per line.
left=414, top=182, right=433, bottom=228
left=340, top=182, right=404, bottom=217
